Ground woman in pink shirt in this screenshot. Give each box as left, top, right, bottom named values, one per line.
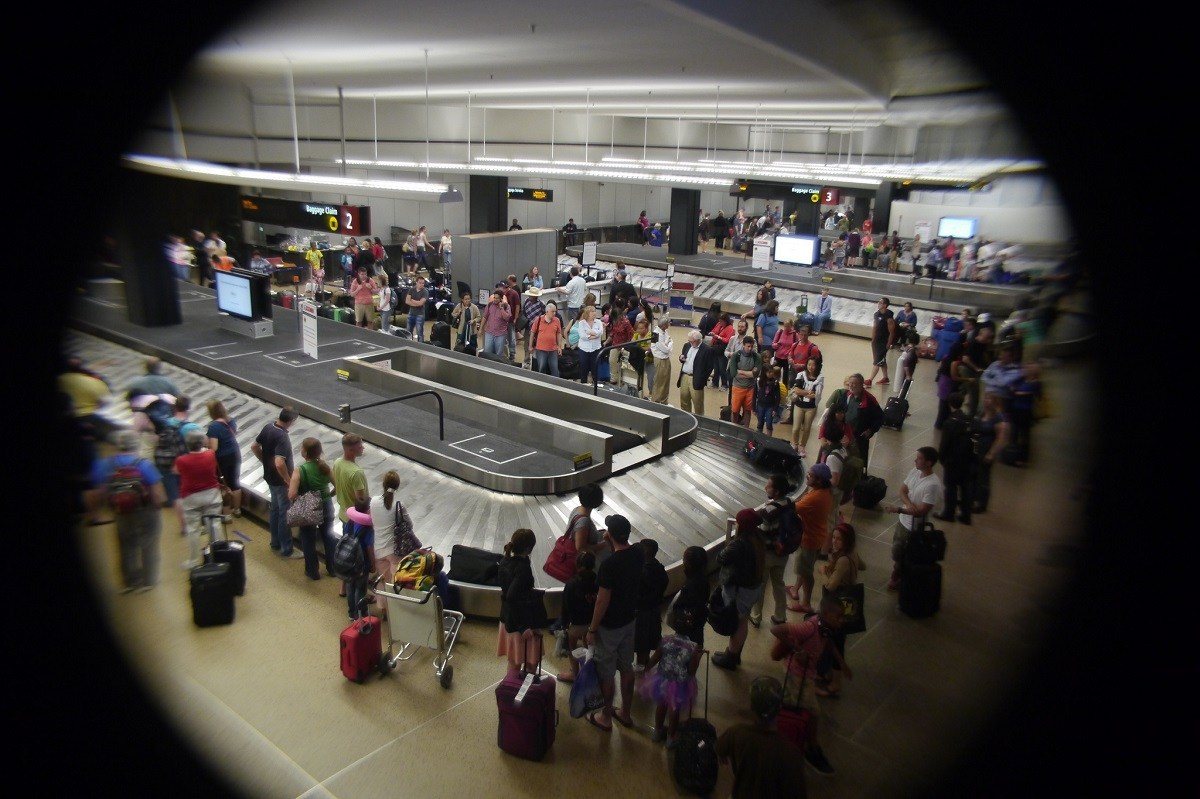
left=771, top=319, right=799, bottom=384
left=349, top=267, right=378, bottom=328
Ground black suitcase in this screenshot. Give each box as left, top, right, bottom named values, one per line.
left=190, top=562, right=235, bottom=627
left=314, top=290, right=332, bottom=303
left=899, top=561, right=942, bottom=618
left=317, top=303, right=336, bottom=320
left=672, top=651, right=718, bottom=794
left=436, top=302, right=454, bottom=324
left=744, top=435, right=802, bottom=475
left=447, top=544, right=502, bottom=586
left=334, top=293, right=354, bottom=308
left=454, top=342, right=477, bottom=356
left=203, top=539, right=246, bottom=596
left=881, top=378, right=912, bottom=430
left=853, top=474, right=887, bottom=508
left=431, top=321, right=452, bottom=349
left=558, top=348, right=580, bottom=380
left=719, top=406, right=731, bottom=421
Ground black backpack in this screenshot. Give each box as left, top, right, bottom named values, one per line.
left=771, top=499, right=804, bottom=557
left=153, top=418, right=187, bottom=472
left=332, top=526, right=367, bottom=580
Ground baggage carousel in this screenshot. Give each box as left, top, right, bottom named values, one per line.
left=68, top=283, right=783, bottom=616
left=565, top=241, right=1036, bottom=315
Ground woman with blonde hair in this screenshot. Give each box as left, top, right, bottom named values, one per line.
left=369, top=470, right=417, bottom=585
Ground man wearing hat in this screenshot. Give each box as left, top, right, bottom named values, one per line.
left=87, top=429, right=168, bottom=594
left=520, top=286, right=546, bottom=365
left=713, top=508, right=766, bottom=671
left=717, top=676, right=808, bottom=797
left=585, top=513, right=645, bottom=732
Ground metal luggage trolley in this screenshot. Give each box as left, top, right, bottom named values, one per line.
left=374, top=583, right=464, bottom=688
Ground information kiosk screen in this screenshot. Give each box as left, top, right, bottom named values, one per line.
left=773, top=234, right=820, bottom=266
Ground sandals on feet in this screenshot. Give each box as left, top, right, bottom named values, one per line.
left=586, top=711, right=612, bottom=732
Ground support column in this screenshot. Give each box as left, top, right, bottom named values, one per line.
left=668, top=188, right=700, bottom=256
left=873, top=182, right=895, bottom=235
left=469, top=174, right=508, bottom=233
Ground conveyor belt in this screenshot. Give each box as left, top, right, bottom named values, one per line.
left=68, top=330, right=774, bottom=613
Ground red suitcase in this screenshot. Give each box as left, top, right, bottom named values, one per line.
left=496, top=661, right=557, bottom=761
left=281, top=292, right=295, bottom=309
left=340, top=615, right=382, bottom=683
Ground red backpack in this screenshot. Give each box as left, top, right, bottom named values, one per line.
left=107, top=458, right=150, bottom=514
left=543, top=511, right=588, bottom=582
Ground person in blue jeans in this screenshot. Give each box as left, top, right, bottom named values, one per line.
left=288, top=437, right=335, bottom=581
left=813, top=288, right=833, bottom=335
left=404, top=276, right=428, bottom=342
left=481, top=289, right=512, bottom=356
left=754, top=365, right=783, bottom=437
left=251, top=407, right=301, bottom=558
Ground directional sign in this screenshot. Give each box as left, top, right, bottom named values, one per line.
left=299, top=300, right=319, bottom=359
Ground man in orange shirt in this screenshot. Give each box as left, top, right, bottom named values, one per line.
left=787, top=463, right=833, bottom=614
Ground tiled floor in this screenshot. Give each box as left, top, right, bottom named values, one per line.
left=76, top=315, right=1092, bottom=798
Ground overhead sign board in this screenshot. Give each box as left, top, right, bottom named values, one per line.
left=791, top=184, right=822, bottom=202
left=507, top=186, right=554, bottom=202
left=241, top=195, right=371, bottom=236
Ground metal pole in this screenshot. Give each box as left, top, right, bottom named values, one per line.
left=286, top=61, right=299, bottom=173
left=373, top=95, right=378, bottom=162
left=676, top=116, right=681, bottom=161
left=466, top=93, right=471, bottom=162
left=424, top=49, right=430, bottom=180
left=338, top=86, right=347, bottom=178
left=550, top=106, right=555, bottom=161
left=643, top=106, right=648, bottom=161
left=585, top=88, right=590, bottom=163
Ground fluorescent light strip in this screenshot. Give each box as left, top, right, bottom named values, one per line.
left=122, top=155, right=447, bottom=193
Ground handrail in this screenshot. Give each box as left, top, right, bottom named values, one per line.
left=591, top=341, right=641, bottom=396
left=338, top=390, right=445, bottom=440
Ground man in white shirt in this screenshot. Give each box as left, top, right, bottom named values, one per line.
left=882, top=446, right=944, bottom=591
left=564, top=266, right=588, bottom=324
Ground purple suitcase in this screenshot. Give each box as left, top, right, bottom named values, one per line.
left=496, top=661, right=557, bottom=760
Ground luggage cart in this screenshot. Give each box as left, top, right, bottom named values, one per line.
left=375, top=584, right=464, bottom=688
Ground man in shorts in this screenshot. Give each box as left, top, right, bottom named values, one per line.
left=864, top=296, right=896, bottom=387
left=728, top=336, right=761, bottom=427
left=585, top=513, right=645, bottom=732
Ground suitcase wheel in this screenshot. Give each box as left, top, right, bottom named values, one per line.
left=440, top=663, right=454, bottom=689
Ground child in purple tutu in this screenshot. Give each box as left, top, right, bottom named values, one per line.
left=639, top=600, right=703, bottom=747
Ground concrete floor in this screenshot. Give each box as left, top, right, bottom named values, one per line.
left=76, top=312, right=1092, bottom=798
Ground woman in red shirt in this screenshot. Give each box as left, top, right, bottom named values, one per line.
left=771, top=319, right=799, bottom=384
left=175, top=428, right=223, bottom=569
left=708, top=313, right=736, bottom=389
left=606, top=297, right=634, bottom=382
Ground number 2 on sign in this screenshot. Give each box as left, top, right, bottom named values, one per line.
left=343, top=210, right=354, bottom=231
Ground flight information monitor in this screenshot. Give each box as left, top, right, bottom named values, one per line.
left=773, top=234, right=820, bottom=266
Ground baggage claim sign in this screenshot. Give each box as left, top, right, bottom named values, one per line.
left=240, top=196, right=371, bottom=236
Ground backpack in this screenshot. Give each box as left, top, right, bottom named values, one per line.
left=142, top=398, right=174, bottom=431
left=834, top=448, right=864, bottom=504
left=394, top=549, right=437, bottom=591
left=153, top=418, right=187, bottom=472
left=107, top=458, right=151, bottom=514
left=332, top=526, right=367, bottom=580
left=771, top=499, right=804, bottom=557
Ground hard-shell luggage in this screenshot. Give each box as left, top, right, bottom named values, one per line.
left=899, top=561, right=942, bottom=618
left=280, top=292, right=295, bottom=310
left=852, top=474, right=887, bottom=509
left=190, top=562, right=235, bottom=627
left=333, top=307, right=355, bottom=324
left=881, top=379, right=911, bottom=430
left=496, top=661, right=557, bottom=761
left=447, top=544, right=502, bottom=586
left=672, top=651, right=718, bottom=795
left=431, top=321, right=452, bottom=348
left=744, top=435, right=802, bottom=475
left=203, top=539, right=246, bottom=597
left=340, top=615, right=383, bottom=683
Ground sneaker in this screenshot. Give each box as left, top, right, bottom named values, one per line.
left=804, top=746, right=835, bottom=775
left=712, top=651, right=740, bottom=671
left=863, top=380, right=873, bottom=387
left=282, top=550, right=305, bottom=560
left=877, top=378, right=890, bottom=385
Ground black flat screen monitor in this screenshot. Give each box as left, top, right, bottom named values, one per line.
left=773, top=234, right=820, bottom=266
left=937, top=216, right=978, bottom=239
left=215, top=269, right=272, bottom=321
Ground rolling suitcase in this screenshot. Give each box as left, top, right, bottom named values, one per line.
left=431, top=321, right=452, bottom=348
left=203, top=539, right=246, bottom=596
left=852, top=474, right=887, bottom=508
left=899, top=561, right=942, bottom=618
left=317, top=303, right=336, bottom=320
left=454, top=342, right=477, bottom=356
left=881, top=378, right=912, bottom=430
left=672, top=651, right=718, bottom=795
left=496, top=658, right=557, bottom=761
left=340, top=615, right=383, bottom=683
left=280, top=292, right=295, bottom=310
left=189, top=562, right=235, bottom=627
left=558, top=348, right=580, bottom=380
